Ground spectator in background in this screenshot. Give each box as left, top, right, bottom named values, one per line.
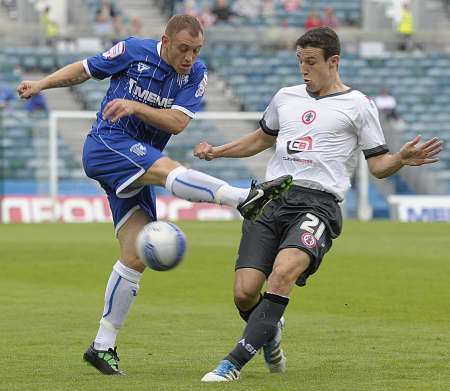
left=94, top=0, right=123, bottom=43
left=164, top=0, right=177, bottom=18
left=397, top=2, right=414, bottom=51
left=183, top=0, right=198, bottom=17
left=322, top=5, right=338, bottom=29
left=24, top=91, right=48, bottom=113
left=198, top=4, right=216, bottom=28
left=128, top=16, right=143, bottom=36
left=40, top=6, right=59, bottom=46
left=0, top=83, right=16, bottom=108
left=304, top=10, right=322, bottom=30
left=261, top=0, right=275, bottom=18
left=281, top=0, right=301, bottom=13
left=232, top=0, right=260, bottom=20
left=375, top=88, right=398, bottom=121
left=212, top=0, right=235, bottom=23
left=1, top=0, right=17, bottom=19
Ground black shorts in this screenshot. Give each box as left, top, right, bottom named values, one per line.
left=235, top=186, right=343, bottom=286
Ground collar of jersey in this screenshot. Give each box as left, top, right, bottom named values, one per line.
left=306, top=86, right=353, bottom=100
left=157, top=41, right=162, bottom=56
left=155, top=41, right=177, bottom=74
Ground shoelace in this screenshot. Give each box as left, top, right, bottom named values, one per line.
left=215, top=361, right=236, bottom=376
left=108, top=347, right=120, bottom=362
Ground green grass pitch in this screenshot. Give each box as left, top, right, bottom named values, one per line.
left=0, top=221, right=449, bottom=391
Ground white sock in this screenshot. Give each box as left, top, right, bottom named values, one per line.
left=165, top=166, right=249, bottom=207
left=94, top=261, right=142, bottom=351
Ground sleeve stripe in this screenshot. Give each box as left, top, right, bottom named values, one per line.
left=259, top=118, right=279, bottom=136
left=363, top=144, right=389, bottom=159
left=171, top=105, right=195, bottom=118
left=82, top=59, right=92, bottom=77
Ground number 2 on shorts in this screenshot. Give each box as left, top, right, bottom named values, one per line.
left=300, top=213, right=325, bottom=240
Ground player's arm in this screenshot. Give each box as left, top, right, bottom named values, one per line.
left=102, top=100, right=191, bottom=134
left=17, top=61, right=90, bottom=99
left=194, top=128, right=275, bottom=161
left=367, top=136, right=443, bottom=179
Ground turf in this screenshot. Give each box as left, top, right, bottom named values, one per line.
left=0, top=221, right=449, bottom=390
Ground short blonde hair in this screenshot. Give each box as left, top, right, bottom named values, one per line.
left=165, top=14, right=203, bottom=38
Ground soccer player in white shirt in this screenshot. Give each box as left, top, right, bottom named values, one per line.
left=195, top=27, right=443, bottom=382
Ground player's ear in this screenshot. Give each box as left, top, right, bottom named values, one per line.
left=329, top=55, right=339, bottom=69
left=161, top=34, right=170, bottom=47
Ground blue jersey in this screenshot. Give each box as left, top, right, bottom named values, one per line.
left=83, top=37, right=208, bottom=150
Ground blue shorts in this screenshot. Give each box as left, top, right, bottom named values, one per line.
left=82, top=132, right=164, bottom=234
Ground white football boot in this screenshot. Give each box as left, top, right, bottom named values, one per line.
left=262, top=316, right=286, bottom=373
left=201, top=359, right=240, bottom=382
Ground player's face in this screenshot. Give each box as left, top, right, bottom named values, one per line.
left=162, top=30, right=203, bottom=74
left=297, top=46, right=339, bottom=94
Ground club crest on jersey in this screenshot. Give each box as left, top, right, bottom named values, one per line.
left=137, top=62, right=151, bottom=72
left=301, top=110, right=316, bottom=125
left=102, top=41, right=125, bottom=60
left=130, top=143, right=147, bottom=157
left=365, top=95, right=376, bottom=108
left=300, top=232, right=316, bottom=248
left=176, top=73, right=189, bottom=87
left=287, top=136, right=313, bottom=154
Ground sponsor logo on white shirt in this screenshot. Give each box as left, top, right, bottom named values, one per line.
left=287, top=136, right=313, bottom=154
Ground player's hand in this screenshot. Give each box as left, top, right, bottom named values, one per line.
left=399, top=136, right=443, bottom=166
left=17, top=80, right=42, bottom=99
left=102, top=99, right=137, bottom=122
left=194, top=141, right=215, bottom=161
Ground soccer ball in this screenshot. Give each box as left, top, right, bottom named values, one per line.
left=136, top=221, right=186, bottom=271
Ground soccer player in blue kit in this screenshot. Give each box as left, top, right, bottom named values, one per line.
left=17, top=14, right=292, bottom=375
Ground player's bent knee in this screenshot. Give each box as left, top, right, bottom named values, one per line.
left=268, top=251, right=311, bottom=293
left=117, top=209, right=149, bottom=273
left=121, top=255, right=145, bottom=273
left=234, top=287, right=260, bottom=308
left=135, top=157, right=182, bottom=187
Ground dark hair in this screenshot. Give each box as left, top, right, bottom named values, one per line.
left=165, top=14, right=203, bottom=38
left=296, top=27, right=340, bottom=60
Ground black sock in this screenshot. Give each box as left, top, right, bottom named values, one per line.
left=225, top=292, right=289, bottom=370
left=237, top=294, right=262, bottom=322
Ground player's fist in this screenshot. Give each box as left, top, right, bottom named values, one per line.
left=17, top=80, right=41, bottom=99
left=102, top=99, right=137, bottom=122
left=194, top=141, right=215, bottom=161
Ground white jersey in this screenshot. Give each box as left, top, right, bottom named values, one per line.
left=260, top=84, right=388, bottom=201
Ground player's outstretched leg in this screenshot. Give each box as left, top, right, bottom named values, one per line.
left=262, top=316, right=286, bottom=373
left=237, top=175, right=293, bottom=221
left=83, top=343, right=124, bottom=375
left=201, top=360, right=240, bottom=382
left=165, top=166, right=292, bottom=220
